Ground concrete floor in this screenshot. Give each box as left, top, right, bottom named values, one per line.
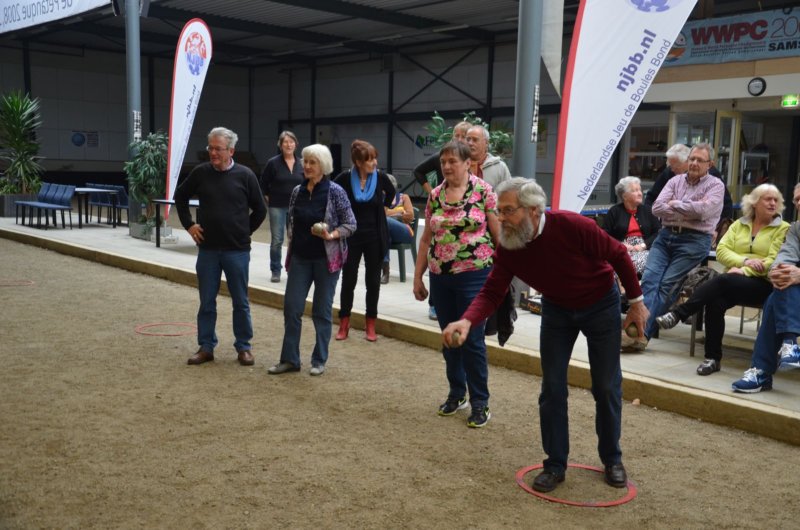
left=1, top=212, right=798, bottom=445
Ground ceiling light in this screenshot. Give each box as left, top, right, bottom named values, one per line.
left=432, top=24, right=468, bottom=33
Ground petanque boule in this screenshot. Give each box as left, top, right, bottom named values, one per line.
left=311, top=222, right=329, bottom=236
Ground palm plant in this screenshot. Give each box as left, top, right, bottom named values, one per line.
left=0, top=91, right=44, bottom=194
left=124, top=131, right=168, bottom=223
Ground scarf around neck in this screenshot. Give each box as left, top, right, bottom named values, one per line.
left=351, top=167, right=378, bottom=202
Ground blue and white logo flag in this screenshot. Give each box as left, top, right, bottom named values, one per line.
left=552, top=0, right=696, bottom=212
left=165, top=18, right=212, bottom=217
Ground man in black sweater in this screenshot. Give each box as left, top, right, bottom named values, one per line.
left=175, top=127, right=267, bottom=366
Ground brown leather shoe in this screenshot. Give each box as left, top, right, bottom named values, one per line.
left=237, top=350, right=254, bottom=366
left=188, top=349, right=214, bottom=365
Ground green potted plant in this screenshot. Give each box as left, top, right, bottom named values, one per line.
left=425, top=110, right=513, bottom=158
left=0, top=91, right=44, bottom=216
left=124, top=131, right=168, bottom=239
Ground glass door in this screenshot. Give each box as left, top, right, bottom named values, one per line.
left=714, top=111, right=742, bottom=200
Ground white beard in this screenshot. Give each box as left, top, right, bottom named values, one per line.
left=499, top=216, right=534, bottom=250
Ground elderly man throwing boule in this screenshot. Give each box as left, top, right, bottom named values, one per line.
left=442, top=177, right=648, bottom=493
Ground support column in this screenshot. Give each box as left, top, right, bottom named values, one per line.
left=125, top=0, right=143, bottom=225
left=511, top=0, right=543, bottom=181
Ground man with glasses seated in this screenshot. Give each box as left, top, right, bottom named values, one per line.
left=175, top=127, right=267, bottom=367
left=628, top=143, right=725, bottom=352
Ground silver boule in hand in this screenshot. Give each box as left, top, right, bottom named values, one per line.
left=311, top=222, right=329, bottom=236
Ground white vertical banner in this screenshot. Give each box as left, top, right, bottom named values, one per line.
left=552, top=0, right=696, bottom=212
left=541, top=0, right=564, bottom=97
left=165, top=18, right=212, bottom=218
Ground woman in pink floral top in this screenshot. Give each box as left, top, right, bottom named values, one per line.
left=413, top=140, right=500, bottom=429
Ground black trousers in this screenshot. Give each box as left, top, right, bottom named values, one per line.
left=339, top=237, right=383, bottom=318
left=672, top=274, right=772, bottom=361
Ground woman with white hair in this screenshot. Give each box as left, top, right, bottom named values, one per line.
left=657, top=183, right=789, bottom=376
left=268, top=144, right=356, bottom=377
left=602, top=176, right=661, bottom=275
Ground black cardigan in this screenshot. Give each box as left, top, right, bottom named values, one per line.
left=602, top=203, right=661, bottom=249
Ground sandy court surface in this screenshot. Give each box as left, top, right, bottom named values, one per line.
left=1, top=237, right=798, bottom=529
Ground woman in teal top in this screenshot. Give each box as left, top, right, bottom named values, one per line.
left=656, top=183, right=789, bottom=376
left=412, top=140, right=500, bottom=429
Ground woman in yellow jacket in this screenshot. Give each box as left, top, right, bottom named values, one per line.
left=656, top=183, right=789, bottom=376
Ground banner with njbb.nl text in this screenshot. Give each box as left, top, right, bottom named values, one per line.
left=552, top=0, right=696, bottom=212
left=165, top=18, right=212, bottom=217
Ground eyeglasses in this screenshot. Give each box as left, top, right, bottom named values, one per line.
left=688, top=157, right=710, bottom=163
left=497, top=205, right=525, bottom=217
left=206, top=145, right=229, bottom=153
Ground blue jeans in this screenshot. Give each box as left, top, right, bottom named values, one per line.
left=640, top=229, right=712, bottom=338
left=268, top=207, right=289, bottom=273
left=280, top=255, right=341, bottom=368
left=539, top=287, right=622, bottom=473
left=196, top=248, right=252, bottom=353
left=430, top=268, right=491, bottom=409
left=751, top=285, right=800, bottom=374
left=383, top=217, right=414, bottom=262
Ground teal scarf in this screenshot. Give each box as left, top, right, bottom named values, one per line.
left=351, top=168, right=377, bottom=202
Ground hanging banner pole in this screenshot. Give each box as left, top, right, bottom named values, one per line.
left=165, top=18, right=212, bottom=219
left=552, top=0, right=696, bottom=212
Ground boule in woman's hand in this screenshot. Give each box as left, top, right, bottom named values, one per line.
left=311, top=222, right=329, bottom=237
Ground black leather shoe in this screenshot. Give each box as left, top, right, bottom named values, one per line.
left=531, top=469, right=565, bottom=493
left=604, top=463, right=627, bottom=488
left=188, top=349, right=214, bottom=365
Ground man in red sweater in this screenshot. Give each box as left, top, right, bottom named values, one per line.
left=443, top=177, right=648, bottom=493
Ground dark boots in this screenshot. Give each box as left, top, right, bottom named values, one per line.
left=381, top=262, right=390, bottom=284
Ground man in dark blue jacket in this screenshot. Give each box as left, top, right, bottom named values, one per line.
left=175, top=127, right=267, bottom=366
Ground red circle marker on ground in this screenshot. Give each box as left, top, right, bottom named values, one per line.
left=134, top=322, right=197, bottom=336
left=516, top=463, right=637, bottom=507
left=0, top=279, right=35, bottom=287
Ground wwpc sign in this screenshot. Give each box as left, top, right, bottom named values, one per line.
left=165, top=18, right=212, bottom=218
left=0, top=0, right=107, bottom=34
left=552, top=0, right=696, bottom=212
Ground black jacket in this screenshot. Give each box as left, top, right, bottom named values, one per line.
left=602, top=202, right=661, bottom=249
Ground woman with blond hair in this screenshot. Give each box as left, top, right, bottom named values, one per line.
left=656, top=183, right=790, bottom=376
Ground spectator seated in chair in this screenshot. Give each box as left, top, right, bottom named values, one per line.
left=603, top=175, right=661, bottom=278
left=633, top=143, right=725, bottom=353
left=656, top=184, right=789, bottom=375
left=732, top=183, right=800, bottom=393
left=381, top=173, right=415, bottom=284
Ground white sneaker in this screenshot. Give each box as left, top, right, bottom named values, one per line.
left=778, top=343, right=800, bottom=370
left=310, top=365, right=325, bottom=376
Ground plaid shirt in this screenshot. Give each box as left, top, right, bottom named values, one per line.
left=651, top=173, right=725, bottom=235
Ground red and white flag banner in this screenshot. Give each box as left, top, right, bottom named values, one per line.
left=552, top=0, right=696, bottom=212
left=165, top=18, right=212, bottom=217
